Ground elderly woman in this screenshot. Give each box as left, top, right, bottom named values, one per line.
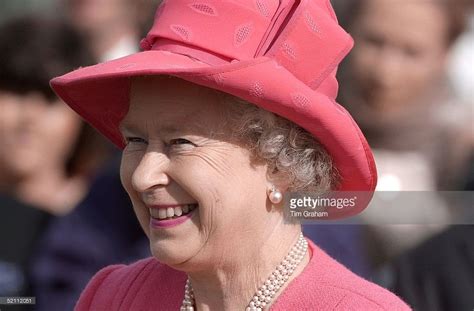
left=51, top=0, right=410, bottom=310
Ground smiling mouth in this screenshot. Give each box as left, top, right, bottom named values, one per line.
left=149, top=204, right=198, bottom=220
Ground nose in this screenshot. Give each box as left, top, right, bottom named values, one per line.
left=372, top=48, right=403, bottom=89
left=21, top=94, right=48, bottom=125
left=131, top=151, right=171, bottom=193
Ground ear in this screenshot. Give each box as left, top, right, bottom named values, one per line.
left=265, top=168, right=291, bottom=194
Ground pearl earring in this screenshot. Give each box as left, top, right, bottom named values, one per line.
left=268, top=185, right=283, bottom=204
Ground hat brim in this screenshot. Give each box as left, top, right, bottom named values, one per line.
left=51, top=50, right=377, bottom=220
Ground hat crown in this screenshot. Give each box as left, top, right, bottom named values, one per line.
left=142, top=0, right=353, bottom=96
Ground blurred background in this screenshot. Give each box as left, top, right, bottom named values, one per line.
left=0, top=0, right=472, bottom=310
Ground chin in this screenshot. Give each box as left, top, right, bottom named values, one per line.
left=149, top=237, right=192, bottom=267
left=150, top=237, right=210, bottom=273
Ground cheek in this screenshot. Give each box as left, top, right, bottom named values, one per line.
left=40, top=108, right=82, bottom=152
left=350, top=47, right=375, bottom=83
left=50, top=108, right=81, bottom=136
left=180, top=148, right=267, bottom=214
left=353, top=43, right=378, bottom=66
left=172, top=147, right=247, bottom=197
left=0, top=102, right=22, bottom=135
left=408, top=55, right=444, bottom=85
left=0, top=102, right=17, bottom=129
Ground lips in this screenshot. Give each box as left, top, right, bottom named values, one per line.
left=149, top=204, right=198, bottom=220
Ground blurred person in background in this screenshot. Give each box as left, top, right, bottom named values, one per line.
left=340, top=0, right=472, bottom=191
left=335, top=0, right=473, bottom=262
left=331, top=3, right=474, bottom=310
left=60, top=0, right=158, bottom=62
left=0, top=15, right=111, bottom=303
left=26, top=2, right=159, bottom=310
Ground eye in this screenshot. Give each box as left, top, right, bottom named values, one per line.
left=169, top=138, right=194, bottom=146
left=125, top=137, right=148, bottom=145
left=362, top=33, right=384, bottom=49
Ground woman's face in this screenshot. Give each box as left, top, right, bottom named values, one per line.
left=120, top=76, right=272, bottom=268
left=350, top=0, right=450, bottom=114
left=0, top=91, right=81, bottom=181
left=65, top=0, right=134, bottom=34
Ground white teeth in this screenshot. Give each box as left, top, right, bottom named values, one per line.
left=158, top=208, right=167, bottom=219
left=150, top=204, right=198, bottom=220
left=174, top=206, right=183, bottom=216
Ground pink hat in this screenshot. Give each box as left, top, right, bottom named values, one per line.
left=51, top=0, right=377, bottom=219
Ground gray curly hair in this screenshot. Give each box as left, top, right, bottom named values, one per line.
left=218, top=93, right=340, bottom=193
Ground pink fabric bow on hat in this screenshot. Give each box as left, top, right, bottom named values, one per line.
left=51, top=0, right=378, bottom=219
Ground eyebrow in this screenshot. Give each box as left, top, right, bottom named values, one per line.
left=118, top=121, right=136, bottom=134
left=118, top=121, right=188, bottom=136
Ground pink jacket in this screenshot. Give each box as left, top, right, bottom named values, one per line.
left=75, top=239, right=411, bottom=310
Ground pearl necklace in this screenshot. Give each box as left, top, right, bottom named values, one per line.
left=180, top=233, right=308, bottom=311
